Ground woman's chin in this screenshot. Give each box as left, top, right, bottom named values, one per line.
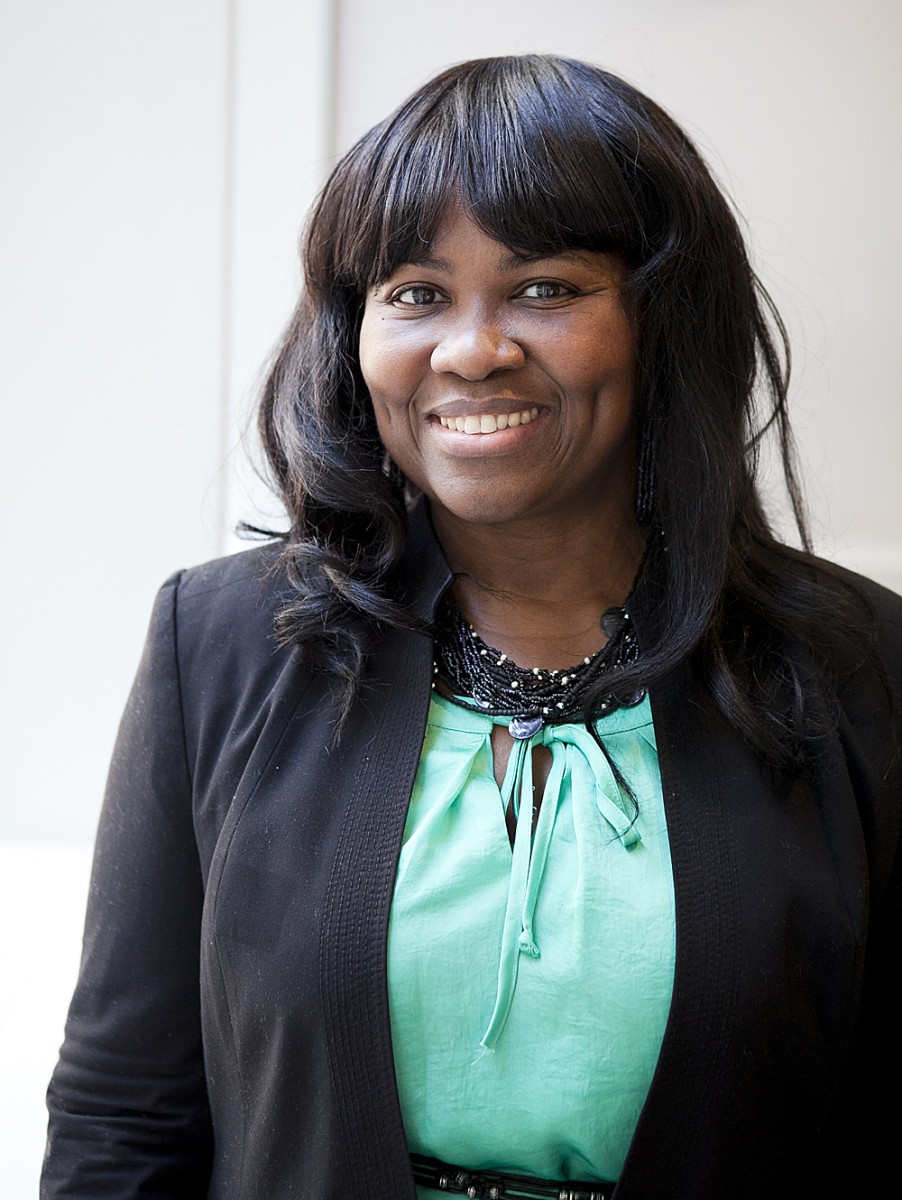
left=424, top=482, right=619, bottom=535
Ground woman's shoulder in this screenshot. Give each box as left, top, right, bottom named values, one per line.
left=758, top=545, right=902, bottom=662
left=810, top=554, right=902, bottom=614
left=724, top=546, right=902, bottom=790
left=144, top=542, right=294, bottom=698
left=160, top=541, right=285, bottom=633
left=799, top=556, right=902, bottom=787
left=801, top=553, right=902, bottom=677
left=168, top=540, right=285, bottom=603
left=139, top=543, right=319, bottom=800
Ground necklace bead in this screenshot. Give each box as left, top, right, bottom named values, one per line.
left=432, top=595, right=640, bottom=728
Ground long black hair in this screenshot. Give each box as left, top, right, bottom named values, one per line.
left=257, top=54, right=867, bottom=766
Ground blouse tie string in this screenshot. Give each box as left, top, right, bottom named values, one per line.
left=479, top=722, right=641, bottom=1051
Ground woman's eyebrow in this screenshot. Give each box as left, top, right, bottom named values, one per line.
left=392, top=254, right=453, bottom=273
left=499, top=249, right=597, bottom=270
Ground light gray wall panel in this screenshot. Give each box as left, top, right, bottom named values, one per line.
left=223, top=0, right=335, bottom=547
left=1, top=0, right=232, bottom=841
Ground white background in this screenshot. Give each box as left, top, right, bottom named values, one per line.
left=2, top=1, right=900, bottom=1192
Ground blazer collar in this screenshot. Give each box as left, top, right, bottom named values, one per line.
left=395, top=499, right=453, bottom=623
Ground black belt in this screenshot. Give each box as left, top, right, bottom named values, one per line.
left=410, top=1153, right=615, bottom=1199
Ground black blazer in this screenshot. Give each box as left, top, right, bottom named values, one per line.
left=42, top=511, right=902, bottom=1199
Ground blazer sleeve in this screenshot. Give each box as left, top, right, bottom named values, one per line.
left=841, top=586, right=902, bottom=1162
left=41, top=574, right=213, bottom=1199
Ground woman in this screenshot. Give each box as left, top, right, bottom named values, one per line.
left=43, top=55, right=902, bottom=1200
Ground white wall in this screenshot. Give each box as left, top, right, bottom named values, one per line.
left=2, top=0, right=226, bottom=842
left=1, top=1, right=900, bottom=1188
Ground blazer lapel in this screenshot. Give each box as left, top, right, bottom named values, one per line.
left=318, top=506, right=451, bottom=1199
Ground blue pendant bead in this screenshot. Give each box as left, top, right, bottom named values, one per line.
left=509, top=714, right=544, bottom=740
left=600, top=607, right=628, bottom=638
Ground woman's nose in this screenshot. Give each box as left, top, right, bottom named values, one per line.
left=430, top=317, right=525, bottom=379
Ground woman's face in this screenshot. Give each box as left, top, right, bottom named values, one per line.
left=359, top=209, right=637, bottom=533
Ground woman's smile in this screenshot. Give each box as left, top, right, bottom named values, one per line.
left=436, top=405, right=539, bottom=435
left=359, top=209, right=638, bottom=530
left=428, top=403, right=545, bottom=457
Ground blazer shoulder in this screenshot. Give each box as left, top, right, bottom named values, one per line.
left=815, top=556, right=902, bottom=619
left=174, top=540, right=284, bottom=603
left=806, top=557, right=902, bottom=686
left=163, top=541, right=286, bottom=652
left=141, top=544, right=300, bottom=732
left=765, top=547, right=902, bottom=669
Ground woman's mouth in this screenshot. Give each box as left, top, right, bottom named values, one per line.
left=436, top=406, right=539, bottom=435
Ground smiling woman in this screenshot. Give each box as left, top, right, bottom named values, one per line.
left=42, top=55, right=902, bottom=1200
left=360, top=211, right=638, bottom=560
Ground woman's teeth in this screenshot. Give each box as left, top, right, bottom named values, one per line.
left=438, top=407, right=539, bottom=434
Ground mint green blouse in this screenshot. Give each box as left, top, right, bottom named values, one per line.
left=387, top=692, right=675, bottom=1197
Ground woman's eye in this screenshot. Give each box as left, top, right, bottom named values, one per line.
left=391, top=285, right=444, bottom=307
left=518, top=280, right=573, bottom=301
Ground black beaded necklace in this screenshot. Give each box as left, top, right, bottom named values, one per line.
left=433, top=594, right=643, bottom=740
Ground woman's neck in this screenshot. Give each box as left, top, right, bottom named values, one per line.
left=430, top=504, right=646, bottom=671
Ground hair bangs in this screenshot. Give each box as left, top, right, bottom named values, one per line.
left=452, top=60, right=645, bottom=261
left=323, top=56, right=649, bottom=296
